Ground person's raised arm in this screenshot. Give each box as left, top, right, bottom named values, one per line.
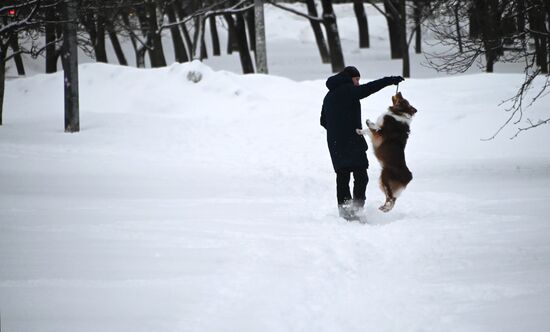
left=351, top=76, right=404, bottom=99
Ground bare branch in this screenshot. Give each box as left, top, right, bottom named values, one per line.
left=159, top=0, right=246, bottom=32
left=364, top=0, right=391, bottom=19
left=265, top=0, right=323, bottom=22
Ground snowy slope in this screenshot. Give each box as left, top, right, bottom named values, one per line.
left=2, top=2, right=550, bottom=331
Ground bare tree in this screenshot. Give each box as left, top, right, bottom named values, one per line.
left=0, top=0, right=45, bottom=125
left=426, top=0, right=550, bottom=137
left=114, top=0, right=168, bottom=68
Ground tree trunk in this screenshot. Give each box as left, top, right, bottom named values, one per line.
left=0, top=43, right=7, bottom=126
left=108, top=26, right=128, bottom=66
left=200, top=26, right=208, bottom=59
left=95, top=14, right=108, bottom=63
left=486, top=55, right=495, bottom=73
left=0, top=59, right=4, bottom=126
left=82, top=13, right=99, bottom=59
left=246, top=9, right=256, bottom=52
left=209, top=16, right=221, bottom=56
left=535, top=5, right=547, bottom=73
left=173, top=2, right=194, bottom=56
left=181, top=24, right=194, bottom=57
left=468, top=6, right=480, bottom=39
left=235, top=13, right=255, bottom=74
left=475, top=0, right=499, bottom=72
left=547, top=4, right=550, bottom=71
left=104, top=7, right=127, bottom=66
left=122, top=11, right=144, bottom=68
left=145, top=0, right=167, bottom=67
left=398, top=0, right=410, bottom=77
left=413, top=0, right=422, bottom=54
left=192, top=17, right=202, bottom=60
left=45, top=6, right=58, bottom=73
left=540, top=35, right=548, bottom=74
left=353, top=0, right=369, bottom=48
left=254, top=0, right=268, bottom=73
left=529, top=4, right=548, bottom=73
left=136, top=46, right=146, bottom=68
left=192, top=16, right=208, bottom=60
left=166, top=4, right=189, bottom=63
left=321, top=0, right=345, bottom=72
left=9, top=35, right=25, bottom=75
left=384, top=0, right=402, bottom=59
left=63, top=0, right=80, bottom=133
left=305, top=0, right=330, bottom=63
left=492, top=1, right=504, bottom=56
left=224, top=14, right=239, bottom=54
left=454, top=1, right=463, bottom=53
left=517, top=0, right=526, bottom=38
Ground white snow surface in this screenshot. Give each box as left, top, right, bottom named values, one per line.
left=2, top=4, right=550, bottom=332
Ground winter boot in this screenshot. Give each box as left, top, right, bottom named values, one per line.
left=338, top=202, right=360, bottom=221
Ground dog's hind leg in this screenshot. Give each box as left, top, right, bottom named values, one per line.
left=378, top=171, right=396, bottom=213
left=380, top=197, right=396, bottom=213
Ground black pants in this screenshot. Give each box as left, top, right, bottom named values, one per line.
left=336, top=168, right=369, bottom=207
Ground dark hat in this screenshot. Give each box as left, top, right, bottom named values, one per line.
left=342, top=66, right=360, bottom=78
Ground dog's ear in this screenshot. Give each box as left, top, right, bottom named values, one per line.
left=392, top=92, right=402, bottom=106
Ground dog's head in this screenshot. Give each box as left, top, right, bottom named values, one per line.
left=390, top=92, right=417, bottom=117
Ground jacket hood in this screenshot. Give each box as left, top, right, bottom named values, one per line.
left=326, top=72, right=353, bottom=90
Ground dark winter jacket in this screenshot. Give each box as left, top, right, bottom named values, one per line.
left=321, top=73, right=397, bottom=172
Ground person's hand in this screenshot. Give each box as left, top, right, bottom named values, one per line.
left=389, top=76, right=404, bottom=85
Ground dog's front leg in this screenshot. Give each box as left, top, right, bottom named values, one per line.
left=366, top=119, right=380, bottom=131
left=356, top=119, right=380, bottom=137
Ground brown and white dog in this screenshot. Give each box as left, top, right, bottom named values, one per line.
left=356, top=92, right=417, bottom=212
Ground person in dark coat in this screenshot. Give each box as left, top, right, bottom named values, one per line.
left=320, top=66, right=404, bottom=220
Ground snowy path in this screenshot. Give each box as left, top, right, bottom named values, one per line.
left=2, top=158, right=550, bottom=331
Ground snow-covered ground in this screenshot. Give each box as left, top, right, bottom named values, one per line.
left=2, top=3, right=550, bottom=332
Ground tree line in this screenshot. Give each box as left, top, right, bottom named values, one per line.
left=0, top=0, right=271, bottom=129
left=1, top=1, right=549, bottom=135
left=0, top=0, right=432, bottom=131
